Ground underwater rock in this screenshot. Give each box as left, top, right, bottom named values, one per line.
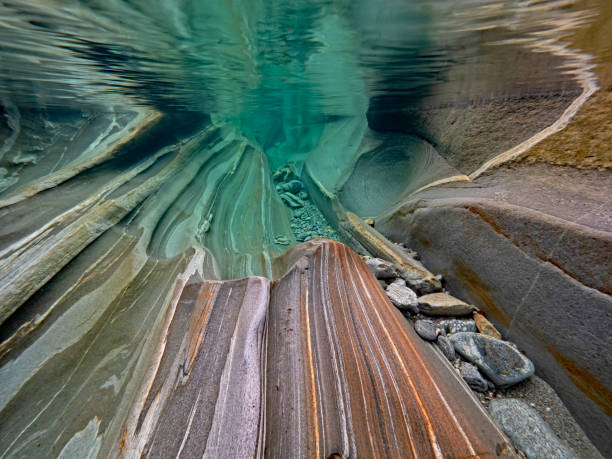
left=417, top=292, right=476, bottom=316
left=450, top=332, right=535, bottom=387
left=365, top=257, right=398, bottom=279
left=277, top=179, right=303, bottom=194
left=490, top=399, right=576, bottom=459
left=280, top=191, right=305, bottom=208
left=474, top=312, right=502, bottom=339
left=437, top=335, right=456, bottom=361
left=460, top=362, right=489, bottom=393
left=414, top=320, right=438, bottom=341
left=272, top=162, right=299, bottom=183
left=385, top=282, right=419, bottom=313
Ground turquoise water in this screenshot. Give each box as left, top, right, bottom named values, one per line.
left=0, top=0, right=585, bottom=167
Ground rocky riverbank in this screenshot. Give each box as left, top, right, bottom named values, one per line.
left=364, top=250, right=603, bottom=459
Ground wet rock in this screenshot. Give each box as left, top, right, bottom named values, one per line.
left=385, top=282, right=419, bottom=313
left=414, top=320, right=438, bottom=341
left=431, top=318, right=477, bottom=335
left=474, top=313, right=502, bottom=339
left=280, top=192, right=305, bottom=208
left=417, top=293, right=475, bottom=316
left=277, top=179, right=303, bottom=194
left=450, top=332, right=535, bottom=387
left=298, top=190, right=308, bottom=200
left=365, top=257, right=398, bottom=279
left=273, top=162, right=299, bottom=183
left=437, top=335, right=456, bottom=361
left=460, top=362, right=489, bottom=392
left=490, top=399, right=576, bottom=459
left=273, top=235, right=290, bottom=245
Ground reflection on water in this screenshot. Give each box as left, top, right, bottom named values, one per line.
left=0, top=0, right=596, bottom=118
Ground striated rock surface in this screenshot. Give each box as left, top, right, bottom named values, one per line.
left=0, top=235, right=517, bottom=457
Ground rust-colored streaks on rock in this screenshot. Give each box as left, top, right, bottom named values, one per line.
left=121, top=277, right=268, bottom=458
left=453, top=258, right=512, bottom=328
left=545, top=344, right=612, bottom=418
left=266, top=240, right=514, bottom=458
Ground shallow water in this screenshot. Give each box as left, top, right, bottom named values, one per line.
left=0, top=1, right=594, bottom=148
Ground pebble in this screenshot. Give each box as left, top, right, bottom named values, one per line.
left=414, top=320, right=438, bottom=341
left=474, top=312, right=502, bottom=339
left=489, top=399, right=576, bottom=459
left=365, top=258, right=398, bottom=280
left=437, top=335, right=456, bottom=361
left=417, top=292, right=475, bottom=316
left=431, top=318, right=477, bottom=334
left=450, top=332, right=535, bottom=388
left=460, top=362, right=489, bottom=393
left=385, top=283, right=419, bottom=313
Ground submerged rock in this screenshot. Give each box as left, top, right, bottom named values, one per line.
left=417, top=292, right=475, bottom=316
left=385, top=282, right=418, bottom=313
left=490, top=399, right=576, bottom=459
left=460, top=362, right=489, bottom=392
left=414, top=320, right=438, bottom=341
left=365, top=257, right=398, bottom=279
left=277, top=179, right=303, bottom=194
left=450, top=332, right=535, bottom=387
left=474, top=312, right=502, bottom=339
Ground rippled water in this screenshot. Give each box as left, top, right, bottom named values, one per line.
left=0, top=0, right=593, bottom=116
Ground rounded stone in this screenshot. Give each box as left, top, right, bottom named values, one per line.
left=450, top=332, right=535, bottom=387
left=489, top=399, right=576, bottom=459
left=417, top=292, right=475, bottom=316
left=385, top=283, right=418, bottom=313
left=414, top=320, right=438, bottom=341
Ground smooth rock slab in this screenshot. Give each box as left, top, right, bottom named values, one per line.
left=365, top=257, right=398, bottom=279
left=385, top=282, right=419, bottom=313
left=450, top=332, right=535, bottom=387
left=414, top=320, right=438, bottom=341
left=460, top=362, right=489, bottom=392
left=417, top=292, right=475, bottom=316
left=490, top=399, right=576, bottom=459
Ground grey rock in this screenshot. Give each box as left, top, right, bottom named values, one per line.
left=460, top=362, right=488, bottom=392
left=365, top=257, right=398, bottom=279
left=414, top=320, right=438, bottom=341
left=385, top=283, right=419, bottom=313
left=417, top=293, right=475, bottom=316
left=280, top=191, right=305, bottom=208
left=431, top=318, right=477, bottom=335
left=278, top=179, right=303, bottom=194
left=390, top=277, right=406, bottom=287
left=490, top=399, right=576, bottom=459
left=437, top=335, right=456, bottom=361
left=450, top=332, right=535, bottom=387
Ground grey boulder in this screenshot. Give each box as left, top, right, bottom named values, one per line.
left=437, top=335, right=456, bottom=361
left=459, top=362, right=488, bottom=392
left=366, top=257, right=398, bottom=280
left=414, top=320, right=438, bottom=341
left=450, top=332, right=534, bottom=387
left=490, top=399, right=576, bottom=459
left=385, top=283, right=418, bottom=313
